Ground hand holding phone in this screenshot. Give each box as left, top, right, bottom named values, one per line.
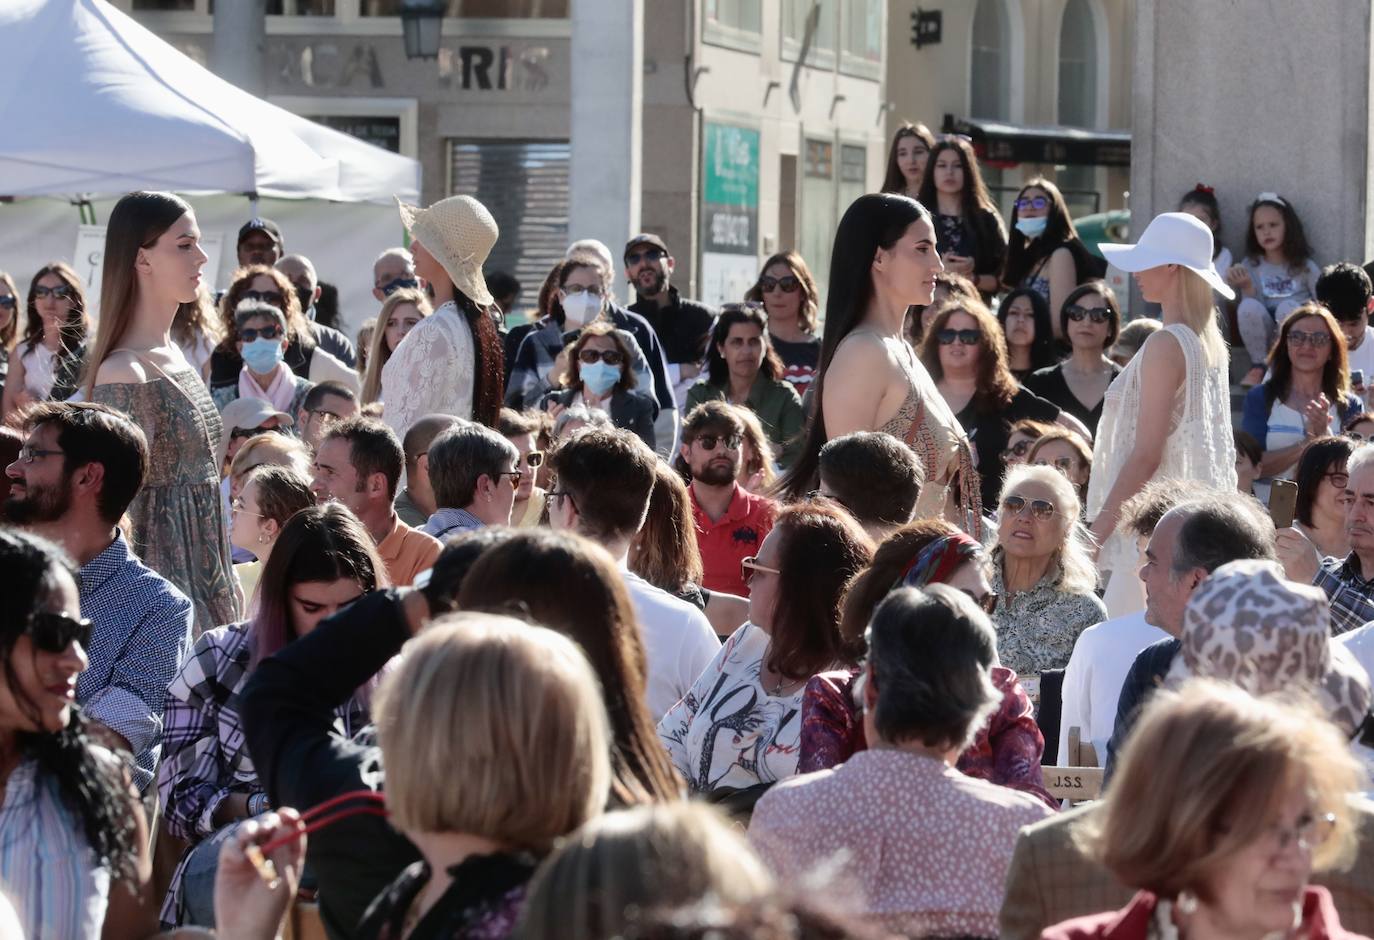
left=1269, top=479, right=1299, bottom=529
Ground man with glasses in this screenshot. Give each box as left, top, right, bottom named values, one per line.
left=421, top=420, right=522, bottom=538
left=296, top=380, right=360, bottom=452
left=497, top=408, right=546, bottom=528
left=679, top=402, right=778, bottom=596
left=624, top=233, right=716, bottom=403
left=547, top=427, right=719, bottom=717
left=4, top=401, right=193, bottom=794
left=311, top=416, right=440, bottom=586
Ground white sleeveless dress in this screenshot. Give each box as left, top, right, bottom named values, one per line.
left=1087, top=324, right=1237, bottom=600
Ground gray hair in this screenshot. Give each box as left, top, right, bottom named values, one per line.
left=864, top=585, right=1001, bottom=752
left=373, top=247, right=414, bottom=271
left=553, top=405, right=614, bottom=441
left=234, top=299, right=286, bottom=331
left=998, top=463, right=1099, bottom=595
left=1170, top=497, right=1277, bottom=576
left=1119, top=478, right=1215, bottom=539
left=428, top=420, right=519, bottom=510
left=1348, top=443, right=1374, bottom=479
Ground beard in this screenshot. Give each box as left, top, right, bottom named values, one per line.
left=693, top=459, right=738, bottom=486
left=4, top=480, right=72, bottom=525
left=636, top=268, right=667, bottom=296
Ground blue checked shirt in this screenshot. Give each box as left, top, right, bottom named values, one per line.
left=1314, top=553, right=1374, bottom=636
left=78, top=531, right=195, bottom=792
left=422, top=507, right=485, bottom=540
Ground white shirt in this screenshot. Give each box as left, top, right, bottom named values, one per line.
left=1340, top=621, right=1374, bottom=683
left=1346, top=326, right=1374, bottom=389
left=622, top=569, right=721, bottom=719
left=382, top=301, right=474, bottom=438
left=1057, top=610, right=1167, bottom=764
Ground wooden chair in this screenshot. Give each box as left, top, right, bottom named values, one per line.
left=1042, top=725, right=1104, bottom=803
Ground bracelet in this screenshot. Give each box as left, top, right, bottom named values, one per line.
left=249, top=792, right=270, bottom=817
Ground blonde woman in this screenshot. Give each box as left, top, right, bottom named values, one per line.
left=1090, top=213, right=1239, bottom=617
left=360, top=287, right=431, bottom=404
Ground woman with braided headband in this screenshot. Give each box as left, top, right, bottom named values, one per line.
left=796, top=519, right=1054, bottom=807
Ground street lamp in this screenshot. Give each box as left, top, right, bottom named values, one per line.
left=400, top=0, right=445, bottom=60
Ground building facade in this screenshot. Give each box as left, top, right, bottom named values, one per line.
left=117, top=0, right=888, bottom=307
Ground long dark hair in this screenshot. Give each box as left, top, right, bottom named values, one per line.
left=704, top=304, right=784, bottom=387
left=1295, top=436, right=1354, bottom=528
left=1263, top=302, right=1350, bottom=408
left=1243, top=193, right=1314, bottom=270
left=1002, top=177, right=1097, bottom=290
left=0, top=529, right=138, bottom=879
left=916, top=138, right=1008, bottom=278
left=881, top=122, right=936, bottom=194
left=22, top=261, right=89, bottom=355
left=996, top=288, right=1057, bottom=372
left=1179, top=185, right=1224, bottom=259
left=249, top=503, right=385, bottom=669
left=458, top=529, right=683, bottom=805
left=778, top=193, right=931, bottom=500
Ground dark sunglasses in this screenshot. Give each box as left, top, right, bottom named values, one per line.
left=937, top=328, right=981, bottom=346
left=240, top=324, right=284, bottom=342
left=524, top=450, right=545, bottom=468
left=498, top=468, right=524, bottom=488
left=1015, top=196, right=1050, bottom=211
left=741, top=555, right=781, bottom=585
left=380, top=276, right=420, bottom=296
left=1065, top=304, right=1112, bottom=324
left=229, top=424, right=287, bottom=443
left=695, top=433, right=742, bottom=452
left=1000, top=439, right=1035, bottom=464
left=32, top=285, right=73, bottom=300
left=578, top=349, right=624, bottom=366
left=242, top=289, right=285, bottom=307
left=0, top=294, right=16, bottom=310
left=28, top=611, right=92, bottom=653
left=625, top=248, right=666, bottom=266
left=1002, top=494, right=1057, bottom=521
left=759, top=275, right=801, bottom=294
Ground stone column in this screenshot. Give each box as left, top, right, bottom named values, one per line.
left=569, top=0, right=644, bottom=259
left=212, top=0, right=268, bottom=96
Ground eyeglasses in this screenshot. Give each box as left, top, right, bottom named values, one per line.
left=937, top=328, right=981, bottom=346
left=694, top=433, right=742, bottom=452
left=241, top=289, right=286, bottom=308
left=1287, top=330, right=1332, bottom=348
left=1000, top=440, right=1035, bottom=464
left=1065, top=304, right=1112, bottom=324
left=240, top=324, right=284, bottom=343
left=578, top=349, right=624, bottom=366
left=379, top=276, right=419, bottom=296
left=545, top=488, right=577, bottom=513
left=1258, top=812, right=1337, bottom=855
left=32, top=285, right=73, bottom=300
left=497, top=468, right=523, bottom=488
left=563, top=285, right=603, bottom=298
left=625, top=248, right=666, bottom=266
left=1348, top=431, right=1372, bottom=442
left=524, top=450, right=545, bottom=469
left=1001, top=494, right=1057, bottom=521
left=27, top=611, right=92, bottom=654
left=741, top=555, right=781, bottom=585
left=0, top=294, right=15, bottom=310
left=17, top=445, right=64, bottom=464
left=1015, top=196, right=1050, bottom=211
left=1326, top=471, right=1350, bottom=490
left=307, top=409, right=343, bottom=424
left=230, top=496, right=264, bottom=518
left=1035, top=456, right=1081, bottom=476
left=759, top=275, right=801, bottom=294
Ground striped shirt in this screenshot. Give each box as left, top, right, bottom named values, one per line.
left=0, top=757, right=112, bottom=939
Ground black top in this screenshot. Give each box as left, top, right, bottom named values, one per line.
left=209, top=322, right=355, bottom=397
left=1023, top=361, right=1121, bottom=437
left=241, top=590, right=422, bottom=939
left=539, top=386, right=657, bottom=449
left=1103, top=637, right=1180, bottom=785
left=956, top=386, right=1061, bottom=511
left=628, top=286, right=716, bottom=366
left=503, top=320, right=539, bottom=386
left=356, top=852, right=538, bottom=940
left=770, top=333, right=822, bottom=395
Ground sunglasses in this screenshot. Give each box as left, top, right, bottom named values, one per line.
left=1287, top=330, right=1331, bottom=348
left=625, top=248, right=666, bottom=266
left=1002, top=495, right=1057, bottom=521
left=28, top=611, right=92, bottom=653
left=968, top=591, right=1000, bottom=615
left=741, top=555, right=781, bottom=585
left=498, top=468, right=524, bottom=488
left=242, top=289, right=286, bottom=307
left=240, top=325, right=284, bottom=342
left=1065, top=304, right=1112, bottom=324
left=937, top=328, right=981, bottom=346
left=1000, top=440, right=1035, bottom=464
left=229, top=424, right=286, bottom=443
left=524, top=450, right=545, bottom=469
left=578, top=349, right=624, bottom=366
left=0, top=294, right=15, bottom=310
left=695, top=433, right=742, bottom=452
left=1015, top=196, right=1050, bottom=211
left=380, top=276, right=420, bottom=296
left=759, top=275, right=801, bottom=294
left=32, top=285, right=73, bottom=300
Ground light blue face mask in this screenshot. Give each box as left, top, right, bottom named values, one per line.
left=581, top=360, right=620, bottom=396
left=1015, top=216, right=1048, bottom=238
left=241, top=337, right=285, bottom=373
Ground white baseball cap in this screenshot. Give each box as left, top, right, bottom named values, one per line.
left=1098, top=211, right=1235, bottom=301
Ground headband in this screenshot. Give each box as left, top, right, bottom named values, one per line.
left=1193, top=182, right=1214, bottom=195
left=1256, top=191, right=1288, bottom=207
left=895, top=532, right=984, bottom=592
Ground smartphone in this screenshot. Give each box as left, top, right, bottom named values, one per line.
left=1354, top=369, right=1366, bottom=391
left=1269, top=479, right=1299, bottom=529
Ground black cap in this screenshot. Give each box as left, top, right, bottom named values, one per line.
left=237, top=218, right=283, bottom=248
left=624, top=232, right=669, bottom=259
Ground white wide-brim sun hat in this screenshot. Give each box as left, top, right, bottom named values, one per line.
left=395, top=194, right=499, bottom=306
left=1098, top=211, right=1235, bottom=301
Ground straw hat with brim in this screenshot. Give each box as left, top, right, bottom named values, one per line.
left=395, top=195, right=498, bottom=307
left=1098, top=211, right=1235, bottom=301
left=215, top=397, right=294, bottom=470
left=1168, top=558, right=1372, bottom=737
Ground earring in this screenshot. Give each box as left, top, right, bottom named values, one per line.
left=1176, top=890, right=1199, bottom=915
left=258, top=534, right=268, bottom=545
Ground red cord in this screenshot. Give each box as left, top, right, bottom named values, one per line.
left=258, top=790, right=390, bottom=855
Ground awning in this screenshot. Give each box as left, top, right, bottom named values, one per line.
left=942, top=114, right=1131, bottom=168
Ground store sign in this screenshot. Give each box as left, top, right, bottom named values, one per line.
left=307, top=115, right=401, bottom=153
left=701, top=123, right=759, bottom=255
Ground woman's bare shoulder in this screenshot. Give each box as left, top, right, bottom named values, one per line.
left=94, top=350, right=150, bottom=386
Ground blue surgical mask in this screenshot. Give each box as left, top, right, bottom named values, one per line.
left=242, top=337, right=285, bottom=373
left=1015, top=216, right=1048, bottom=238
left=581, top=360, right=620, bottom=396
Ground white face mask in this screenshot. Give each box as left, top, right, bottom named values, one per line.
left=561, top=291, right=601, bottom=329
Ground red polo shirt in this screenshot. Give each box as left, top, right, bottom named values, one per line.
left=690, top=482, right=777, bottom=597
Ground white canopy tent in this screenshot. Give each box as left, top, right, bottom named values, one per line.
left=0, top=0, right=420, bottom=203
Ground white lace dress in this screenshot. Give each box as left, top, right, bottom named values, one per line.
left=1087, top=323, right=1237, bottom=577
left=381, top=300, right=474, bottom=437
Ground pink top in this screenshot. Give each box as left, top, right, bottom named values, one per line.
left=747, top=748, right=1051, bottom=938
